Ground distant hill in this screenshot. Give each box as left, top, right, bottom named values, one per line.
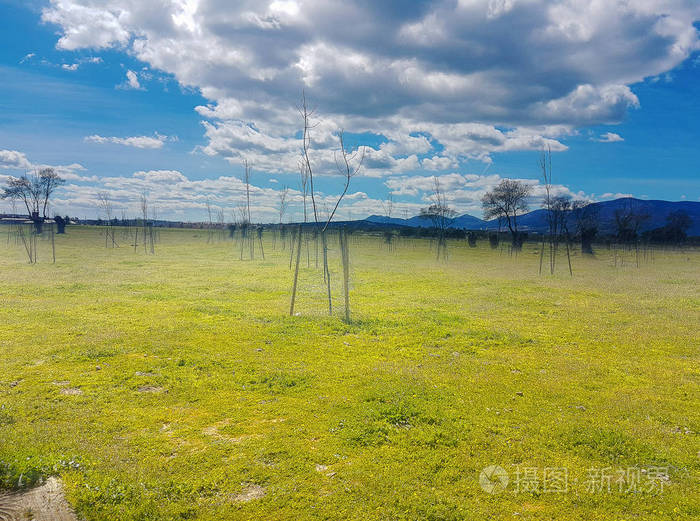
left=366, top=213, right=488, bottom=229
left=362, top=198, right=700, bottom=236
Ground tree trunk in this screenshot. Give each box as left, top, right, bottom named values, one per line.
left=289, top=225, right=303, bottom=316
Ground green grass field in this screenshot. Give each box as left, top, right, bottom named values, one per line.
left=1, top=226, right=698, bottom=520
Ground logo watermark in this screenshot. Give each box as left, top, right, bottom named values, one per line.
left=479, top=465, right=509, bottom=494
left=479, top=465, right=669, bottom=495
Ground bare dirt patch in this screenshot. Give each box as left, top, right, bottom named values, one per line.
left=59, top=388, right=83, bottom=396
left=231, top=483, right=266, bottom=503
left=136, top=386, right=165, bottom=393
left=202, top=420, right=253, bottom=443
left=0, top=477, right=77, bottom=521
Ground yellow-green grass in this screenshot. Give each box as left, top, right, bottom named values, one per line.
left=0, top=226, right=698, bottom=520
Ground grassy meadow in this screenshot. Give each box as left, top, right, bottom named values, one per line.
left=0, top=225, right=698, bottom=520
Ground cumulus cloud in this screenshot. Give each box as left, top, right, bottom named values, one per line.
left=19, top=53, right=36, bottom=63
left=85, top=133, right=175, bottom=149
left=596, top=132, right=624, bottom=143
left=117, top=69, right=144, bottom=90
left=0, top=149, right=87, bottom=178
left=39, top=0, right=700, bottom=175
left=0, top=149, right=33, bottom=170
left=132, top=170, right=188, bottom=182
left=60, top=56, right=102, bottom=71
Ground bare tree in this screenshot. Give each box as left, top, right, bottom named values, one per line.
left=323, top=130, right=363, bottom=232
left=380, top=194, right=394, bottom=220
left=205, top=199, right=216, bottom=243
left=614, top=201, right=649, bottom=245
left=420, top=177, right=456, bottom=260
left=2, top=176, right=39, bottom=218
left=217, top=207, right=225, bottom=241
left=539, top=147, right=554, bottom=274
left=97, top=191, right=118, bottom=247
left=296, top=161, right=311, bottom=264
left=551, top=195, right=573, bottom=275
left=613, top=200, right=649, bottom=267
left=40, top=169, right=64, bottom=220
left=482, top=179, right=532, bottom=251
left=660, top=210, right=692, bottom=246
left=319, top=130, right=364, bottom=318
left=243, top=160, right=252, bottom=224
left=299, top=91, right=319, bottom=224
left=299, top=161, right=310, bottom=223
left=572, top=200, right=598, bottom=255
left=289, top=99, right=362, bottom=318
left=98, top=191, right=113, bottom=221
left=538, top=148, right=572, bottom=275
left=2, top=168, right=65, bottom=232
left=139, top=192, right=154, bottom=254
left=278, top=186, right=290, bottom=224
left=381, top=194, right=395, bottom=250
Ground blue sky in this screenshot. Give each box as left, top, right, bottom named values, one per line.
left=1, top=0, right=699, bottom=221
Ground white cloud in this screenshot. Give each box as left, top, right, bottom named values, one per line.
left=0, top=149, right=33, bottom=170
left=422, top=155, right=458, bottom=171
left=117, top=69, right=144, bottom=90
left=132, top=170, right=188, bottom=183
left=19, top=53, right=36, bottom=63
left=85, top=133, right=174, bottom=149
left=60, top=56, right=102, bottom=71
left=0, top=149, right=87, bottom=178
left=42, top=2, right=130, bottom=50
left=39, top=0, right=700, bottom=175
left=596, top=132, right=624, bottom=143
left=601, top=192, right=634, bottom=199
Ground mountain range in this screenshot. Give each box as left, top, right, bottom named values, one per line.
left=364, top=198, right=700, bottom=237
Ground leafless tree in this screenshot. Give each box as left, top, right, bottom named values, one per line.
left=217, top=207, right=226, bottom=241
left=537, top=148, right=572, bottom=274
left=205, top=199, right=214, bottom=243
left=381, top=194, right=394, bottom=220
left=614, top=201, right=649, bottom=245
left=420, top=177, right=457, bottom=261
left=299, top=160, right=311, bottom=265
left=290, top=97, right=362, bottom=318
left=572, top=200, right=599, bottom=255
left=139, top=192, right=154, bottom=254
left=539, top=147, right=554, bottom=274
left=97, top=191, right=118, bottom=247
left=550, top=195, right=573, bottom=275
left=243, top=160, right=252, bottom=224
left=613, top=200, right=649, bottom=267
left=278, top=186, right=290, bottom=224
left=338, top=227, right=351, bottom=322
left=299, top=91, right=319, bottom=224
left=2, top=168, right=64, bottom=232
left=239, top=162, right=259, bottom=259
left=324, top=130, right=363, bottom=232
left=319, top=130, right=364, bottom=318
left=482, top=179, right=532, bottom=251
